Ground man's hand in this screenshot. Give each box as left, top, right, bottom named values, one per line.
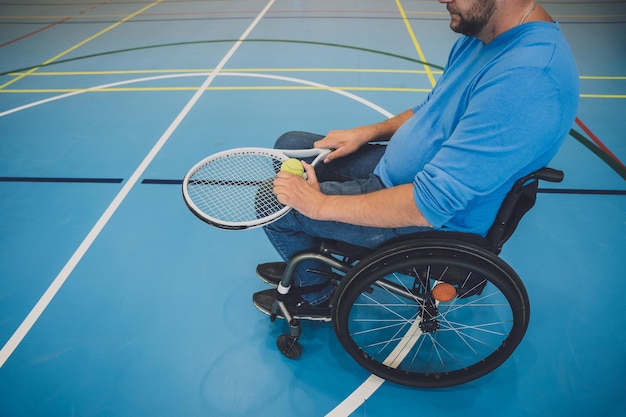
left=313, top=109, right=415, bottom=164
left=273, top=161, right=325, bottom=219
left=314, top=126, right=374, bottom=163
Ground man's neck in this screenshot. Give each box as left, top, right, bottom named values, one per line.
left=477, top=2, right=552, bottom=44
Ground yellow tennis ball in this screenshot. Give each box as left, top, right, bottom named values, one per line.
left=280, top=158, right=304, bottom=177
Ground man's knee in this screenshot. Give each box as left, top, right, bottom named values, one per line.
left=275, top=131, right=322, bottom=149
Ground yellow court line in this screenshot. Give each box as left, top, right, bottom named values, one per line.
left=0, top=86, right=434, bottom=93
left=0, top=14, right=142, bottom=19
left=6, top=68, right=443, bottom=76
left=580, top=75, right=626, bottom=80
left=1, top=87, right=620, bottom=98
left=554, top=14, right=626, bottom=19
left=6, top=69, right=621, bottom=80
left=580, top=94, right=626, bottom=99
left=395, top=0, right=437, bottom=87
left=0, top=0, right=164, bottom=90
left=390, top=10, right=626, bottom=19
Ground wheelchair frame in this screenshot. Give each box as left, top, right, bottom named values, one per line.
left=267, top=167, right=564, bottom=388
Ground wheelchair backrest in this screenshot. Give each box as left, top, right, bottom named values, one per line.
left=485, top=167, right=564, bottom=254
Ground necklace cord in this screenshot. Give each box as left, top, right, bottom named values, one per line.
left=519, top=0, right=537, bottom=25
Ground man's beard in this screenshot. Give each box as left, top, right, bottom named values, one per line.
left=449, top=0, right=497, bottom=37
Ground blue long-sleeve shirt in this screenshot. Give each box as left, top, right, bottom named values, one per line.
left=374, top=22, right=580, bottom=235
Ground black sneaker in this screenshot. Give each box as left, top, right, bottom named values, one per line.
left=256, top=262, right=341, bottom=287
left=252, top=288, right=332, bottom=322
left=256, top=262, right=286, bottom=287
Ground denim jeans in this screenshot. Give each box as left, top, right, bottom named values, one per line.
left=263, top=131, right=432, bottom=305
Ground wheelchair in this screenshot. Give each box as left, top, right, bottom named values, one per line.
left=266, top=167, right=564, bottom=388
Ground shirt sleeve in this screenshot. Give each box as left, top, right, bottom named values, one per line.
left=413, top=65, right=567, bottom=229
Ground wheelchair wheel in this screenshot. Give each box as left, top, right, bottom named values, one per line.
left=332, top=237, right=530, bottom=388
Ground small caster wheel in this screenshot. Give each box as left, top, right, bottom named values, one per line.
left=276, top=334, right=302, bottom=359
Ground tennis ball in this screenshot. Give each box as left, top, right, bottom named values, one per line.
left=280, top=158, right=304, bottom=177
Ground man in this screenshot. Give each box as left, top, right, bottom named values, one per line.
left=253, top=0, right=579, bottom=321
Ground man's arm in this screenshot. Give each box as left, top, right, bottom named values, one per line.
left=315, top=184, right=431, bottom=228
left=273, top=163, right=431, bottom=229
left=314, top=109, right=414, bottom=163
left=273, top=108, right=424, bottom=228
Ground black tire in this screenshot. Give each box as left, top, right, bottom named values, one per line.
left=276, top=334, right=302, bottom=359
left=332, top=237, right=530, bottom=388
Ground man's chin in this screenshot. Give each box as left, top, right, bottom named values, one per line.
left=448, top=15, right=462, bottom=31
left=449, top=22, right=462, bottom=34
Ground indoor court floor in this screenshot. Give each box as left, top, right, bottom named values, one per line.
left=0, top=1, right=625, bottom=416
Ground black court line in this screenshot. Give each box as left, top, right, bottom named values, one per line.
left=0, top=177, right=123, bottom=184
left=539, top=188, right=626, bottom=195
left=142, top=179, right=183, bottom=185
left=1, top=177, right=624, bottom=195
left=142, top=179, right=626, bottom=196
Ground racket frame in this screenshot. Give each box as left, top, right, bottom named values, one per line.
left=182, top=147, right=330, bottom=230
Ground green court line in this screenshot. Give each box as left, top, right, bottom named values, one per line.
left=0, top=0, right=164, bottom=89
left=569, top=128, right=626, bottom=181
left=0, top=38, right=444, bottom=78
left=5, top=67, right=442, bottom=75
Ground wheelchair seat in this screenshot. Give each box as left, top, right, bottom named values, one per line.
left=269, top=167, right=564, bottom=388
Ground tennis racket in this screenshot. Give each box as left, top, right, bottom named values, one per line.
left=182, top=147, right=331, bottom=230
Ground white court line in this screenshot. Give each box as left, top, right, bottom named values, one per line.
left=325, top=307, right=424, bottom=416
left=0, top=0, right=276, bottom=368
left=0, top=45, right=404, bottom=417
left=0, top=72, right=393, bottom=119
left=325, top=375, right=386, bottom=417
left=0, top=71, right=395, bottom=415
left=0, top=70, right=395, bottom=417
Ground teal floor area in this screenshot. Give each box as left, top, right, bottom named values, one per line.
left=1, top=1, right=625, bottom=416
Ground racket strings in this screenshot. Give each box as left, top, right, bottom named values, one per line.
left=186, top=153, right=285, bottom=224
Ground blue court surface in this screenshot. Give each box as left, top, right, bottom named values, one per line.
left=0, top=1, right=625, bottom=416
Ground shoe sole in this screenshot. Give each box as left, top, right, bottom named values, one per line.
left=256, top=271, right=280, bottom=287
left=253, top=300, right=332, bottom=322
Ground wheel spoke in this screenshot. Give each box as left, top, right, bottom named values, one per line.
left=336, top=243, right=529, bottom=387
